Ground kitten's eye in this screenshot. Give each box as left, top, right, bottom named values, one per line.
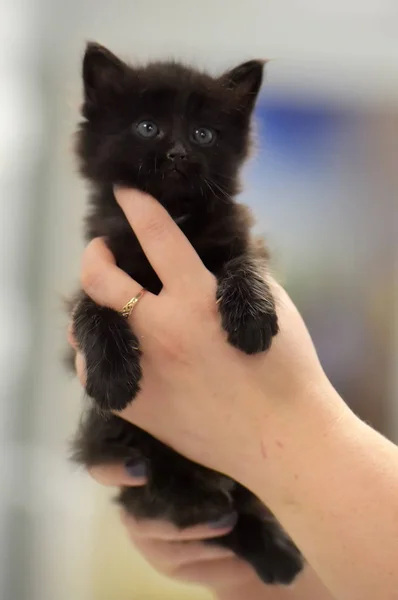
left=192, top=127, right=215, bottom=146
left=135, top=120, right=159, bottom=139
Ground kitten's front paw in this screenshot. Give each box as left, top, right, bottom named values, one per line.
left=85, top=338, right=141, bottom=412
left=224, top=305, right=278, bottom=354
left=73, top=299, right=142, bottom=411
left=217, top=271, right=279, bottom=355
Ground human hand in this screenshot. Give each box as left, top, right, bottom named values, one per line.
left=88, top=463, right=267, bottom=599
left=76, top=188, right=343, bottom=494
left=78, top=461, right=336, bottom=600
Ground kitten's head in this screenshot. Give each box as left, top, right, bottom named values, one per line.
left=77, top=43, right=265, bottom=215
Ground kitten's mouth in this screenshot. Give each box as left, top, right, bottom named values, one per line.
left=164, top=164, right=187, bottom=179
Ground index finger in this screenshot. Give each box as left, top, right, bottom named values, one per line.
left=115, top=188, right=208, bottom=293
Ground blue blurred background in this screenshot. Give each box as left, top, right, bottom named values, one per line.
left=1, top=1, right=397, bottom=598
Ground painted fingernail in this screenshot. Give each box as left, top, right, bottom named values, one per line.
left=125, top=458, right=147, bottom=479
left=208, top=512, right=238, bottom=530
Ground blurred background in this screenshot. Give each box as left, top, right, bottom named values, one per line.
left=1, top=0, right=397, bottom=598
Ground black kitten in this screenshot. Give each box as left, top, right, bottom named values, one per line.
left=70, top=42, right=303, bottom=585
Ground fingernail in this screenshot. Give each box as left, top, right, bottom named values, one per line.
left=125, top=458, right=147, bottom=479
left=208, top=512, right=238, bottom=530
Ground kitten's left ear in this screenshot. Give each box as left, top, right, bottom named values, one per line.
left=221, top=60, right=266, bottom=113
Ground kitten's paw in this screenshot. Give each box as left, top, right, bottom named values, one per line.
left=217, top=272, right=279, bottom=355
left=223, top=305, right=279, bottom=354
left=85, top=341, right=141, bottom=412
left=73, top=299, right=142, bottom=411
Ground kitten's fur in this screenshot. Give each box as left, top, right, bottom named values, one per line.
left=70, top=43, right=303, bottom=585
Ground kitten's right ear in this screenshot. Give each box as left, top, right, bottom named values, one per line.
left=221, top=60, right=266, bottom=114
left=83, top=42, right=128, bottom=107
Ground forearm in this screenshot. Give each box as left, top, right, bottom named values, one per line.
left=214, top=567, right=336, bottom=600
left=243, top=382, right=398, bottom=600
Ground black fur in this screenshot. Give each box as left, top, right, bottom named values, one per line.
left=70, top=42, right=304, bottom=585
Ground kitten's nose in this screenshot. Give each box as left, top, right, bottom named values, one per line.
left=167, top=142, right=187, bottom=161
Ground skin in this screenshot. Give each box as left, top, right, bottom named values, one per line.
left=70, top=331, right=334, bottom=599
left=85, top=464, right=336, bottom=600
left=72, top=187, right=398, bottom=600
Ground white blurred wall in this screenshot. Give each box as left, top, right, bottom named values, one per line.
left=50, top=0, right=398, bottom=103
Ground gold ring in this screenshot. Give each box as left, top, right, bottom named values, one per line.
left=120, top=289, right=147, bottom=318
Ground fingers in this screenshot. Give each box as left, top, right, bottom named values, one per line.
left=115, top=188, right=209, bottom=293
left=80, top=237, right=157, bottom=317
left=171, top=556, right=254, bottom=587
left=67, top=323, right=78, bottom=350
left=89, top=463, right=147, bottom=487
left=74, top=351, right=86, bottom=386
left=120, top=510, right=237, bottom=542
left=122, top=511, right=254, bottom=588
left=67, top=323, right=87, bottom=385
left=133, top=537, right=234, bottom=573
left=87, top=459, right=236, bottom=541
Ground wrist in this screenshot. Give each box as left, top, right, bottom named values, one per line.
left=230, top=377, right=352, bottom=501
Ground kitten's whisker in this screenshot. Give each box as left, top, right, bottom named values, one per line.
left=204, top=179, right=220, bottom=200
left=205, top=180, right=224, bottom=204
left=209, top=178, right=230, bottom=199
left=202, top=178, right=214, bottom=197
left=203, top=177, right=230, bottom=204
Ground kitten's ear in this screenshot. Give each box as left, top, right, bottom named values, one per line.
left=221, top=60, right=266, bottom=113
left=82, top=42, right=128, bottom=107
